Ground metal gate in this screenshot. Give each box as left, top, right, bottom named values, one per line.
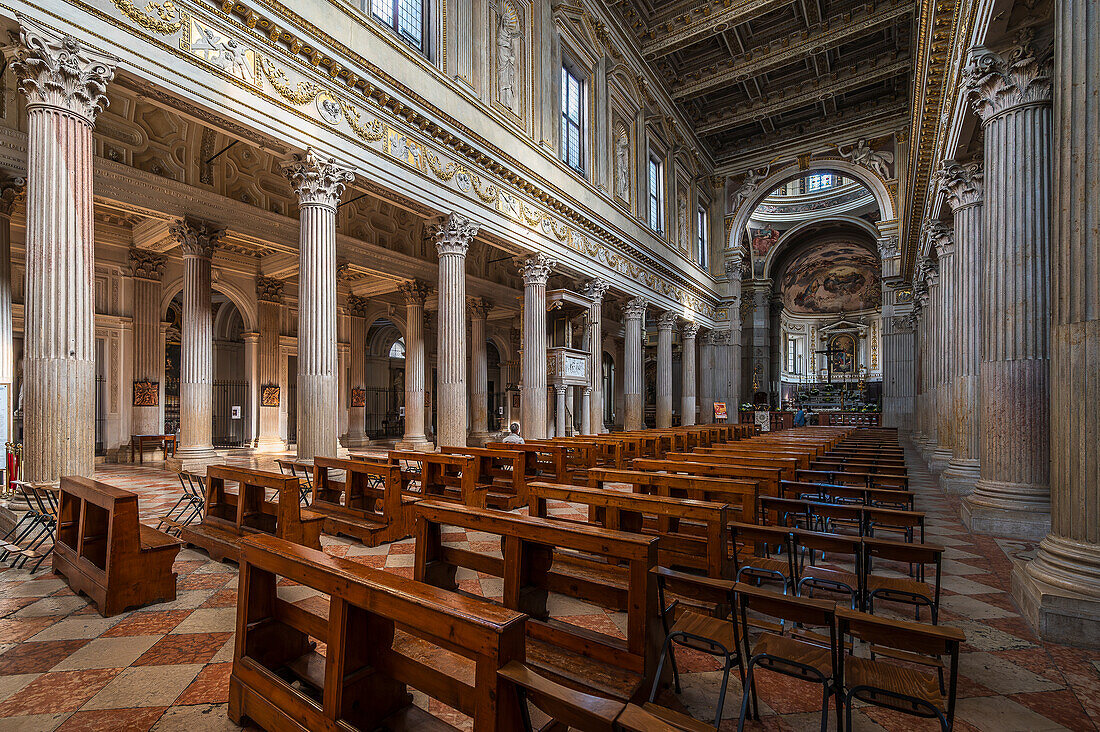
left=363, top=386, right=403, bottom=438
left=213, top=380, right=250, bottom=448
left=287, top=381, right=297, bottom=446
left=94, top=374, right=106, bottom=456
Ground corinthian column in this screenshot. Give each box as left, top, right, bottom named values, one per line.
left=397, top=281, right=433, bottom=450
left=622, top=297, right=647, bottom=430
left=345, top=295, right=369, bottom=447
left=129, top=248, right=166, bottom=437
left=518, top=253, right=554, bottom=440
left=656, top=313, right=675, bottom=428
left=962, top=38, right=1053, bottom=538
left=0, top=179, right=25, bottom=400
left=283, top=148, right=353, bottom=460
left=12, top=21, right=115, bottom=483
left=939, top=161, right=984, bottom=494
left=255, top=276, right=284, bottom=451
left=1012, top=0, right=1100, bottom=645
left=698, top=332, right=715, bottom=423
left=168, top=219, right=223, bottom=469
left=433, top=214, right=478, bottom=447
left=468, top=297, right=493, bottom=443
left=581, top=279, right=609, bottom=434
left=681, top=322, right=699, bottom=426
left=911, top=279, right=930, bottom=448
left=926, top=223, right=956, bottom=473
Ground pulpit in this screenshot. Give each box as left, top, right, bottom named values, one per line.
left=545, top=289, right=593, bottom=436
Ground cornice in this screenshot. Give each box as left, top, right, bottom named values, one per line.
left=639, top=0, right=789, bottom=59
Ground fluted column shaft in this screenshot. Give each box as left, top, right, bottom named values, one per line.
left=622, top=298, right=647, bottom=430
left=345, top=295, right=368, bottom=446
left=0, top=182, right=23, bottom=402
left=681, top=324, right=698, bottom=426
left=398, top=282, right=431, bottom=449
left=468, top=298, right=492, bottom=439
left=554, top=385, right=567, bottom=438
left=130, top=249, right=165, bottom=436
left=922, top=274, right=941, bottom=458
left=435, top=215, right=477, bottom=448
left=177, top=242, right=215, bottom=459
left=581, top=387, right=592, bottom=436
left=519, top=254, right=553, bottom=440
left=656, top=313, right=674, bottom=428
left=932, top=246, right=956, bottom=471
left=582, top=280, right=609, bottom=434
left=964, top=43, right=1053, bottom=535
left=698, top=334, right=714, bottom=423
left=256, top=280, right=283, bottom=451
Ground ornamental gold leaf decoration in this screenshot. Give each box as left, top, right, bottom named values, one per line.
left=338, top=98, right=385, bottom=142
left=112, top=0, right=185, bottom=34
left=260, top=56, right=322, bottom=104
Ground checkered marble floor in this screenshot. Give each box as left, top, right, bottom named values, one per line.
left=0, top=443, right=1098, bottom=731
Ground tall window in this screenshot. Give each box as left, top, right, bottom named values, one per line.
left=695, top=206, right=708, bottom=268
left=369, top=0, right=425, bottom=52
left=561, top=62, right=585, bottom=173
left=648, top=157, right=664, bottom=233
left=787, top=337, right=797, bottom=373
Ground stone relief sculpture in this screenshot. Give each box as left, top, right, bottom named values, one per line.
left=838, top=138, right=894, bottom=179
left=730, top=166, right=769, bottom=213
left=496, top=1, right=522, bottom=114
left=614, top=125, right=630, bottom=202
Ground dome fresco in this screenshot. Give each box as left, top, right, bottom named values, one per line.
left=780, top=239, right=880, bottom=314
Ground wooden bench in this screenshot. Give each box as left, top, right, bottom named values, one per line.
left=524, top=439, right=602, bottom=482
left=485, top=441, right=569, bottom=482
left=691, top=447, right=806, bottom=475
left=440, top=446, right=528, bottom=509
left=635, top=457, right=783, bottom=499
left=780, top=480, right=914, bottom=510
left=309, top=457, right=416, bottom=545
left=129, top=433, right=176, bottom=463
left=53, top=476, right=181, bottom=616
left=230, top=534, right=527, bottom=732
left=587, top=467, right=758, bottom=525
left=413, top=500, right=663, bottom=702
left=180, top=465, right=325, bottom=563
left=387, top=450, right=488, bottom=508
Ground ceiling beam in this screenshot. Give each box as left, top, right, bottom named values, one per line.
left=641, top=0, right=791, bottom=59
left=672, top=0, right=913, bottom=100
left=695, top=53, right=910, bottom=135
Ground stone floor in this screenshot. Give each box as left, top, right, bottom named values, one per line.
left=0, top=442, right=1097, bottom=731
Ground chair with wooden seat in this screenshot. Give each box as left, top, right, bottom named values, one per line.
left=837, top=607, right=964, bottom=731
left=863, top=538, right=944, bottom=623
left=734, top=585, right=839, bottom=732
left=793, top=529, right=863, bottom=609
left=730, top=522, right=795, bottom=593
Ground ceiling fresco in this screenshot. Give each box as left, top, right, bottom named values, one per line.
left=780, top=239, right=880, bottom=314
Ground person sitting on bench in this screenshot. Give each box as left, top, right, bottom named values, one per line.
left=502, top=422, right=525, bottom=444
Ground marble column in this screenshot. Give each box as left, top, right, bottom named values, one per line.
left=397, top=281, right=433, bottom=450
left=880, top=288, right=917, bottom=433
left=283, top=148, right=353, bottom=460
left=243, top=333, right=258, bottom=447
left=927, top=222, right=956, bottom=473
left=919, top=255, right=941, bottom=462
left=345, top=295, right=369, bottom=447
left=912, top=279, right=930, bottom=448
left=518, top=253, right=554, bottom=440
left=681, top=322, right=699, bottom=426
left=698, top=332, right=714, bottom=423
left=581, top=279, right=609, bottom=434
left=433, top=214, right=478, bottom=448
left=581, top=386, right=592, bottom=436
left=962, top=39, right=1053, bottom=538
left=554, top=385, right=567, bottom=438
left=939, top=161, right=984, bottom=493
left=622, top=297, right=647, bottom=430
left=1014, top=0, right=1100, bottom=645
left=468, top=297, right=493, bottom=443
left=255, top=277, right=284, bottom=451
left=129, top=248, right=166, bottom=438
left=0, top=179, right=24, bottom=413
left=655, top=312, right=675, bottom=428
left=169, top=219, right=223, bottom=468
left=13, top=21, right=115, bottom=483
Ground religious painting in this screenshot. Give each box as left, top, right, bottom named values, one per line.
left=260, top=385, right=280, bottom=407
left=829, top=334, right=857, bottom=374
left=780, top=239, right=881, bottom=314
left=750, top=226, right=781, bottom=257
left=351, top=388, right=366, bottom=408
left=713, top=402, right=727, bottom=421
left=133, top=380, right=158, bottom=407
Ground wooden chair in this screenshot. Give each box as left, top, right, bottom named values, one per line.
left=863, top=538, right=945, bottom=623
left=836, top=608, right=964, bottom=731
left=53, top=476, right=181, bottom=616
left=729, top=522, right=795, bottom=593
left=792, top=529, right=863, bottom=609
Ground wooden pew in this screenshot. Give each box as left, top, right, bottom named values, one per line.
left=440, top=446, right=528, bottom=509
left=387, top=451, right=488, bottom=508
left=485, top=441, right=569, bottom=482
left=796, top=468, right=908, bottom=491
left=180, top=465, right=325, bottom=562
left=694, top=445, right=812, bottom=471
left=413, top=500, right=662, bottom=702
left=309, top=457, right=415, bottom=545
left=524, top=439, right=602, bottom=482
left=527, top=481, right=732, bottom=579
left=667, top=451, right=799, bottom=482
left=230, top=534, right=527, bottom=732
left=586, top=467, right=758, bottom=525
left=635, top=457, right=783, bottom=499
left=780, top=480, right=914, bottom=510
left=53, top=476, right=181, bottom=616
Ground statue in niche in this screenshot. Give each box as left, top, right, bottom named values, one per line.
left=677, top=193, right=688, bottom=250
left=496, top=2, right=522, bottom=114
left=730, top=166, right=769, bottom=213
left=614, top=127, right=630, bottom=202
left=838, top=138, right=894, bottom=179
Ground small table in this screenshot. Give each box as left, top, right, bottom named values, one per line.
left=130, top=434, right=177, bottom=463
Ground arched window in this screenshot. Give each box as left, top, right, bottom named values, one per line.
left=388, top=338, right=406, bottom=359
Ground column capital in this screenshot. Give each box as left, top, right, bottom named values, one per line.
left=257, top=275, right=284, bottom=304
left=681, top=322, right=700, bottom=340
left=434, top=213, right=480, bottom=256
left=918, top=254, right=940, bottom=284
left=890, top=313, right=918, bottom=334
left=128, top=247, right=166, bottom=281
left=964, top=32, right=1053, bottom=123
left=656, top=312, right=677, bottom=331
left=554, top=384, right=568, bottom=396
left=581, top=278, right=610, bottom=304
left=11, top=17, right=117, bottom=125
left=923, top=221, right=954, bottom=259
left=938, top=159, right=984, bottom=211
left=0, top=177, right=26, bottom=219
left=724, top=248, right=746, bottom=279
left=399, top=279, right=432, bottom=306
left=170, top=218, right=225, bottom=259
left=516, top=252, right=555, bottom=285
left=346, top=294, right=369, bottom=317
left=282, top=147, right=354, bottom=209
left=622, top=297, right=648, bottom=321
left=467, top=297, right=493, bottom=320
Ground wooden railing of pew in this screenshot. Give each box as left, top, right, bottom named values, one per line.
left=585, top=468, right=758, bottom=525
left=632, top=458, right=783, bottom=500
left=484, top=441, right=569, bottom=483
left=386, top=450, right=488, bottom=508
left=308, top=456, right=416, bottom=545
left=439, top=446, right=528, bottom=509
left=229, top=534, right=528, bottom=731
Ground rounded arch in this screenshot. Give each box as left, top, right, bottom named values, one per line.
left=212, top=296, right=246, bottom=341
left=366, top=319, right=406, bottom=358
left=487, top=333, right=512, bottom=365
left=761, top=215, right=882, bottom=281
left=726, top=160, right=895, bottom=252
left=159, top=275, right=257, bottom=332
left=362, top=304, right=407, bottom=340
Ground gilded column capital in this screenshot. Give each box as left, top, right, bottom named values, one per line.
left=656, top=312, right=677, bottom=331
left=257, top=276, right=284, bottom=304
left=467, top=297, right=493, bottom=320
left=434, top=213, right=480, bottom=257
left=938, top=160, right=984, bottom=211
left=581, top=278, right=610, bottom=304
left=11, top=17, right=117, bottom=125
left=346, top=294, right=369, bottom=317
left=282, top=147, right=355, bottom=209
left=170, top=218, right=225, bottom=259
left=128, top=247, right=166, bottom=281
left=0, top=177, right=26, bottom=219
left=398, top=279, right=432, bottom=306
left=681, top=322, right=700, bottom=340
left=622, top=297, right=648, bottom=321
left=964, top=32, right=1053, bottom=123
left=516, top=252, right=555, bottom=286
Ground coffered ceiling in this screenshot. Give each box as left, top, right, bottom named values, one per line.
left=605, top=0, right=914, bottom=164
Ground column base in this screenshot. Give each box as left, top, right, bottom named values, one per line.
left=940, top=459, right=980, bottom=495
left=961, top=495, right=1050, bottom=540
left=1012, top=560, right=1100, bottom=648
left=165, top=448, right=221, bottom=474
left=396, top=436, right=436, bottom=452
left=928, top=447, right=953, bottom=473
left=253, top=437, right=287, bottom=454
left=342, top=435, right=370, bottom=449
left=468, top=431, right=497, bottom=446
